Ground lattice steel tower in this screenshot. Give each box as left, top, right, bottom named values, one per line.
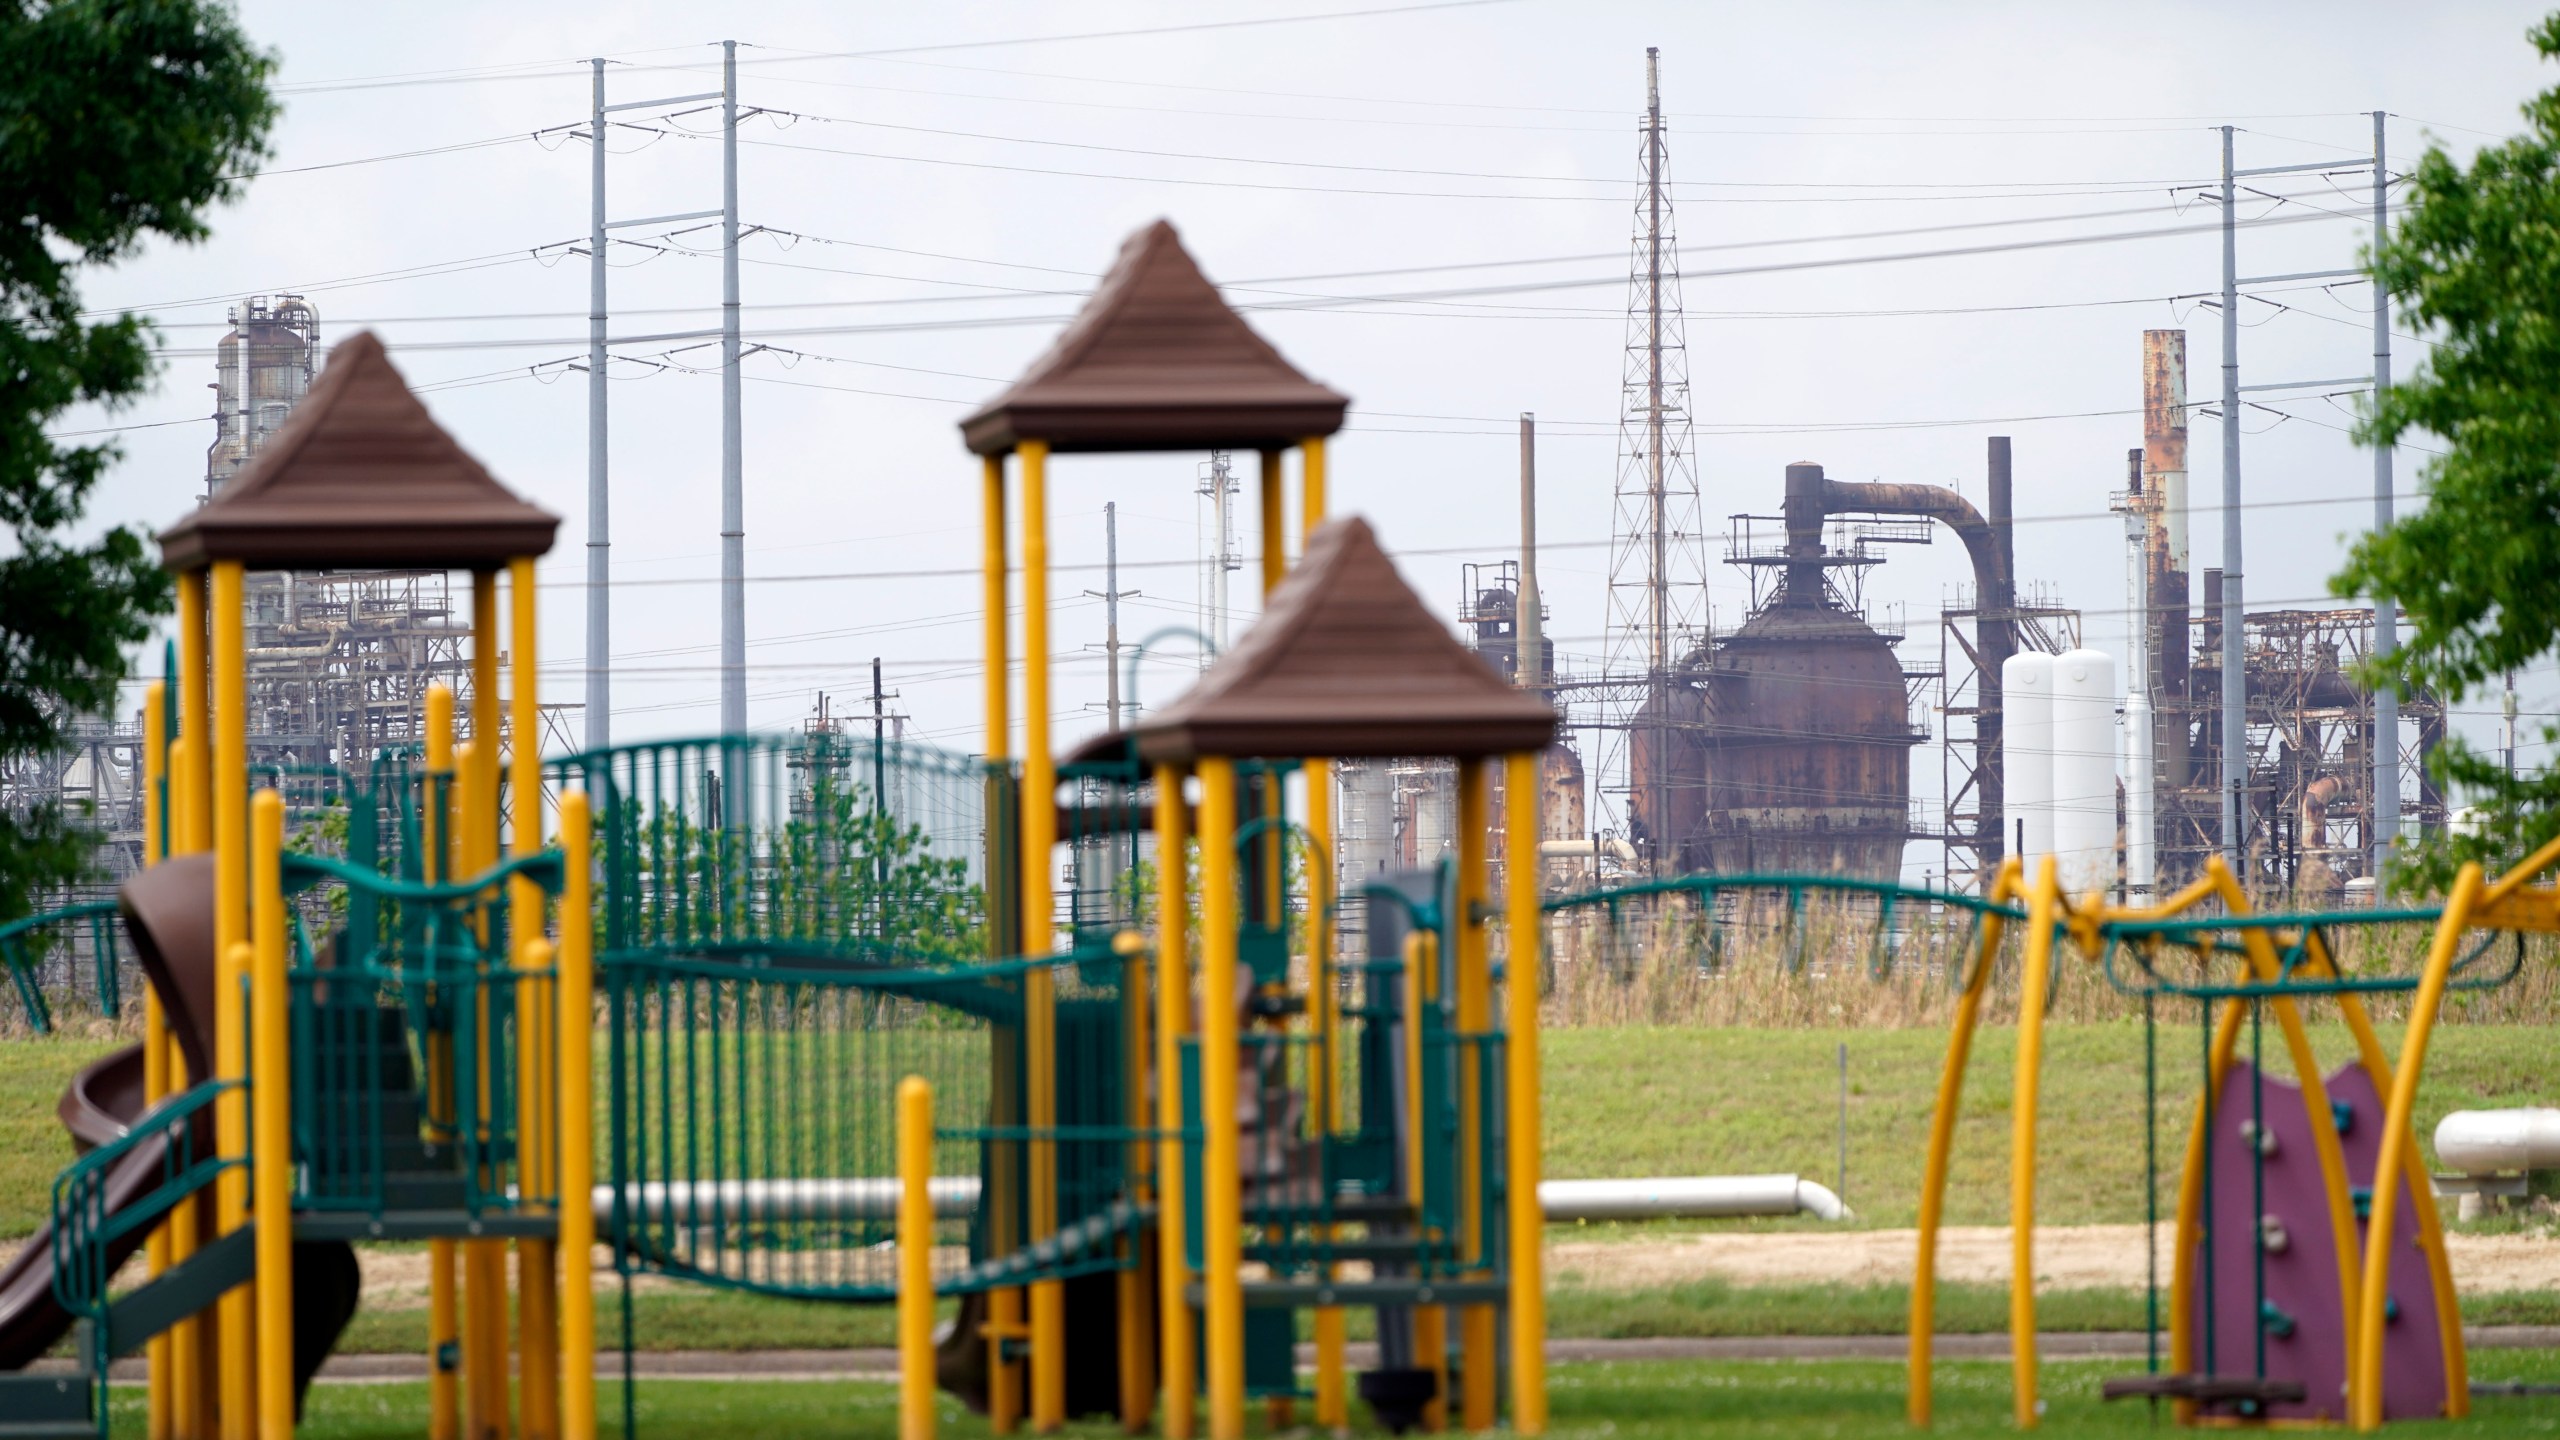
left=1601, top=46, right=1709, bottom=868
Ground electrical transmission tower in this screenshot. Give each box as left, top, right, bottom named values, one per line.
left=1600, top=46, right=1709, bottom=870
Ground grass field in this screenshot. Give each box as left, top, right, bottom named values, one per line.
left=9, top=1020, right=2560, bottom=1239
left=92, top=1354, right=2560, bottom=1437
left=310, top=1275, right=2560, bottom=1356
left=1541, top=1021, right=2560, bottom=1228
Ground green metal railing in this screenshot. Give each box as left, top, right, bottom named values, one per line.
left=600, top=947, right=1143, bottom=1300
left=0, top=900, right=126, bottom=1031
left=278, top=847, right=565, bottom=1218
left=50, top=1078, right=233, bottom=1320
left=552, top=733, right=988, bottom=969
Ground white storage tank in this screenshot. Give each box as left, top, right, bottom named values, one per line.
left=2001, top=651, right=2055, bottom=869
left=2051, top=647, right=2119, bottom=895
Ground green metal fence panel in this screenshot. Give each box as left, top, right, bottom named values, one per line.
left=551, top=732, right=989, bottom=969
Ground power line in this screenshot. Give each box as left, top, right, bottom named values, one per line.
left=272, top=3, right=1512, bottom=94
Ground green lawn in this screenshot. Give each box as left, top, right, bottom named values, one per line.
left=9, top=1022, right=2560, bottom=1239
left=93, top=1354, right=2560, bottom=1437
left=1540, top=1021, right=2560, bottom=1228
left=0, top=1033, right=115, bottom=1235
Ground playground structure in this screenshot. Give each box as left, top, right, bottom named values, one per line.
left=0, top=219, right=1560, bottom=1440
left=0, top=212, right=2553, bottom=1440
left=1896, top=839, right=2560, bottom=1431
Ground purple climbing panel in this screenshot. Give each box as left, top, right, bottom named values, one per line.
left=2192, top=1059, right=2449, bottom=1423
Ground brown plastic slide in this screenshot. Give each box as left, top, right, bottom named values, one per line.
left=0, top=855, right=361, bottom=1412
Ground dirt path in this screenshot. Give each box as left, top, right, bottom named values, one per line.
left=1548, top=1224, right=2560, bottom=1293
left=15, top=1227, right=2560, bottom=1302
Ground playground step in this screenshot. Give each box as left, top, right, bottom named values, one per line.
left=0, top=1373, right=93, bottom=1438
left=1240, top=1237, right=1454, bottom=1266
left=99, top=1224, right=257, bottom=1358
left=359, top=1170, right=468, bottom=1210
left=1246, top=1194, right=1416, bottom=1226
left=297, top=1210, right=559, bottom=1242
left=1187, top=1277, right=1509, bottom=1310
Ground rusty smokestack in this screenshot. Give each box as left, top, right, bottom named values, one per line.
left=2144, top=331, right=2193, bottom=794
left=1983, top=437, right=2015, bottom=874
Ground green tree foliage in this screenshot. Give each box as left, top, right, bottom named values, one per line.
left=2336, top=13, right=2560, bottom=888
left=616, top=772, right=987, bottom=967
left=0, top=0, right=275, bottom=917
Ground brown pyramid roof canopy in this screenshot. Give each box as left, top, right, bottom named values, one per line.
left=960, top=220, right=1348, bottom=456
left=1133, top=517, right=1556, bottom=763
left=159, top=331, right=559, bottom=571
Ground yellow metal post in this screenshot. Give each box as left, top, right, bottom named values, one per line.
left=2007, top=857, right=2059, bottom=1429
left=425, top=685, right=461, bottom=1440
left=466, top=572, right=507, bottom=1440
left=1196, top=759, right=1244, bottom=1440
left=1257, top=450, right=1285, bottom=597
left=1906, top=856, right=2018, bottom=1428
left=141, top=682, right=172, bottom=1440
left=1016, top=439, right=1065, bottom=1432
left=557, top=788, right=596, bottom=1440
left=1501, top=751, right=1548, bottom=1435
left=170, top=571, right=210, bottom=1435
left=899, top=1076, right=939, bottom=1440
left=1117, top=929, right=1154, bottom=1433
left=178, top=569, right=210, bottom=854
left=980, top=453, right=1023, bottom=1435
left=1401, top=931, right=1445, bottom=1433
left=1151, top=763, right=1196, bottom=1440
left=507, top=558, right=559, bottom=1440
left=1292, top=439, right=1348, bottom=1427
left=2351, top=862, right=2484, bottom=1431
left=210, top=560, right=253, bottom=1440
left=1453, top=762, right=1495, bottom=1431
left=984, top=454, right=1010, bottom=755
left=173, top=582, right=215, bottom=1430
left=250, top=793, right=293, bottom=1440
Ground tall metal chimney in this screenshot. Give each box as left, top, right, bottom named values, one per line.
left=2142, top=331, right=2193, bottom=800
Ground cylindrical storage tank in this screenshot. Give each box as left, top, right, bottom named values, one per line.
left=2052, top=647, right=2118, bottom=894
left=1696, top=605, right=1916, bottom=878
left=2002, top=651, right=2055, bottom=871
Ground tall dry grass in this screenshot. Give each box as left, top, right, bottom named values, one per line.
left=1533, top=889, right=2560, bottom=1030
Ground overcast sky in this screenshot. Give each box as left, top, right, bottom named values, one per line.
left=57, top=0, right=2560, bottom=857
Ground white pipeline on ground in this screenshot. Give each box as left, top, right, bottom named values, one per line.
left=591, top=1173, right=1853, bottom=1224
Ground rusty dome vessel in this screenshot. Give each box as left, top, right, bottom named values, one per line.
left=1631, top=462, right=1951, bottom=878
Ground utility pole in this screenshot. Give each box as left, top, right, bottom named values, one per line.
left=1518, top=413, right=1543, bottom=692
left=2505, top=672, right=2519, bottom=781
left=1106, top=503, right=1122, bottom=728
left=2219, top=124, right=2245, bottom=867
left=586, top=58, right=610, bottom=752
left=2214, top=119, right=2389, bottom=881
left=1201, top=451, right=1237, bottom=655
left=1086, top=504, right=1141, bottom=728
left=2122, top=450, right=2155, bottom=903
left=719, top=39, right=746, bottom=738
left=584, top=53, right=733, bottom=755
left=2370, top=109, right=2400, bottom=875
left=871, top=657, right=898, bottom=888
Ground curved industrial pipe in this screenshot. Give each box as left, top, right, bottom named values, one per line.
left=1786, top=456, right=2018, bottom=872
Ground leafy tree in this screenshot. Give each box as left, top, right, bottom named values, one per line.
left=0, top=0, right=275, bottom=918
left=2336, top=12, right=2560, bottom=888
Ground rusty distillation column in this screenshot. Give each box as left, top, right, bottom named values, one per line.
left=2142, top=331, right=2192, bottom=794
